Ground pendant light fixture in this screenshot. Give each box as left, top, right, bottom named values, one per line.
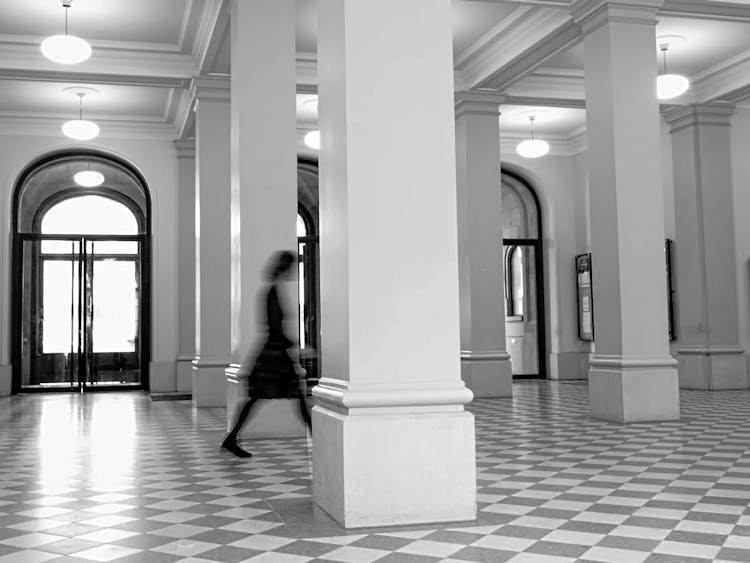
left=304, top=130, right=320, bottom=150
left=41, top=0, right=92, bottom=65
left=62, top=88, right=100, bottom=141
left=516, top=116, right=549, bottom=159
left=74, top=168, right=104, bottom=187
left=657, top=40, right=689, bottom=100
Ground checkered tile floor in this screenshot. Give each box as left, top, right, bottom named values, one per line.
left=0, top=381, right=748, bottom=562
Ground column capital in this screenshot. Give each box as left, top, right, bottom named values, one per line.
left=663, top=103, right=736, bottom=133
left=189, top=75, right=230, bottom=111
left=571, top=0, right=663, bottom=35
left=174, top=139, right=195, bottom=159
left=454, top=90, right=505, bottom=119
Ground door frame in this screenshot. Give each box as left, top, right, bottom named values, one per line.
left=11, top=233, right=149, bottom=393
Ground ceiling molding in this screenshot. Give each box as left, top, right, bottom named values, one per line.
left=660, top=0, right=750, bottom=22
left=194, top=0, right=231, bottom=73
left=0, top=115, right=179, bottom=140
left=465, top=0, right=571, bottom=6
left=504, top=69, right=586, bottom=107
left=0, top=37, right=197, bottom=80
left=691, top=50, right=750, bottom=104
left=456, top=7, right=580, bottom=91
left=500, top=133, right=586, bottom=157
left=175, top=90, right=195, bottom=141
left=0, top=68, right=188, bottom=89
left=454, top=6, right=533, bottom=67
left=177, top=0, right=198, bottom=51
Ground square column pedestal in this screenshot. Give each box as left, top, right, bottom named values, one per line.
left=589, top=357, right=680, bottom=422
left=226, top=366, right=307, bottom=438
left=312, top=384, right=476, bottom=528
left=192, top=358, right=228, bottom=408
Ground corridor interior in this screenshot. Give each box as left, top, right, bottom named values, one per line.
left=0, top=382, right=748, bottom=563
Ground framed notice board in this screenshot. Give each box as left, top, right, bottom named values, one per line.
left=576, top=253, right=594, bottom=341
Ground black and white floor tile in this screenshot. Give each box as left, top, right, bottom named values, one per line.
left=0, top=381, right=748, bottom=562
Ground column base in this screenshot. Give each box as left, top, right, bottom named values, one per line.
left=226, top=366, right=307, bottom=438
left=192, top=357, right=228, bottom=407
left=313, top=405, right=476, bottom=528
left=678, top=347, right=748, bottom=390
left=460, top=351, right=512, bottom=397
left=588, top=355, right=680, bottom=422
left=176, top=357, right=193, bottom=393
left=149, top=361, right=176, bottom=393
left=549, top=352, right=589, bottom=380
left=0, top=365, right=11, bottom=396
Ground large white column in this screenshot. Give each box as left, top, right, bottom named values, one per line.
left=665, top=105, right=748, bottom=389
left=191, top=77, right=232, bottom=408
left=175, top=140, right=195, bottom=395
left=225, top=0, right=305, bottom=437
left=313, top=0, right=476, bottom=528
left=455, top=92, right=512, bottom=397
left=572, top=0, right=680, bottom=422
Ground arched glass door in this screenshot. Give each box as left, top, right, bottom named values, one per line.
left=13, top=152, right=150, bottom=393
left=502, top=171, right=546, bottom=379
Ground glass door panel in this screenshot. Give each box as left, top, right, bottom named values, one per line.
left=20, top=237, right=83, bottom=389
left=503, top=244, right=539, bottom=377
left=85, top=239, right=142, bottom=388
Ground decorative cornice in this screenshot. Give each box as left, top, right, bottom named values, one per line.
left=660, top=0, right=750, bottom=22
left=0, top=115, right=179, bottom=140
left=189, top=75, right=231, bottom=108
left=194, top=0, right=230, bottom=73
left=455, top=91, right=505, bottom=118
left=0, top=68, right=188, bottom=89
left=457, top=8, right=578, bottom=91
left=571, top=0, right=663, bottom=36
left=505, top=69, right=586, bottom=107
left=175, top=139, right=196, bottom=159
left=480, top=19, right=582, bottom=91
left=663, top=103, right=736, bottom=133
left=691, top=50, right=750, bottom=105
left=454, top=6, right=533, bottom=69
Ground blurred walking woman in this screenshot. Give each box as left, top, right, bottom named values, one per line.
left=221, top=250, right=312, bottom=458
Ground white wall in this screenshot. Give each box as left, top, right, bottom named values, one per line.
left=0, top=135, right=179, bottom=390
left=502, top=151, right=587, bottom=379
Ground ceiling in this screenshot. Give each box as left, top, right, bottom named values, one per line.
left=0, top=0, right=749, bottom=147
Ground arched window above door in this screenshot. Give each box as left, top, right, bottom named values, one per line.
left=42, top=195, right=138, bottom=236
left=502, top=174, right=540, bottom=240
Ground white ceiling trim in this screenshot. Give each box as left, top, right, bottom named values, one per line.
left=0, top=68, right=188, bottom=89
left=0, top=39, right=197, bottom=80
left=0, top=115, right=179, bottom=140
left=177, top=0, right=198, bottom=51
left=454, top=6, right=533, bottom=67
left=660, top=0, right=750, bottom=22
left=193, top=0, right=230, bottom=73
left=500, top=133, right=586, bottom=157
left=504, top=69, right=586, bottom=107
left=455, top=8, right=579, bottom=91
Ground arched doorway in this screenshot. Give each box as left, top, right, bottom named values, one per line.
left=11, top=150, right=151, bottom=393
left=502, top=170, right=546, bottom=379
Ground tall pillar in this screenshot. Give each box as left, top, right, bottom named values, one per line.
left=665, top=105, right=748, bottom=389
left=572, top=0, right=680, bottom=422
left=191, top=77, right=231, bottom=408
left=176, top=140, right=195, bottom=395
left=226, top=0, right=304, bottom=437
left=313, top=0, right=476, bottom=528
left=455, top=92, right=512, bottom=397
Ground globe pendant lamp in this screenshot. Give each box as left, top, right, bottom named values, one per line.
left=516, top=116, right=549, bottom=159
left=657, top=42, right=689, bottom=100
left=41, top=0, right=92, bottom=65
left=62, top=90, right=99, bottom=141
left=304, top=130, right=320, bottom=150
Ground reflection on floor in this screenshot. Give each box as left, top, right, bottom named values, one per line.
left=0, top=381, right=748, bottom=562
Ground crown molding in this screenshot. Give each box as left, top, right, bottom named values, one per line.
left=0, top=68, right=188, bottom=89
left=175, top=89, right=196, bottom=140
left=454, top=6, right=533, bottom=68
left=505, top=69, right=586, bottom=106
left=500, top=132, right=587, bottom=157
left=663, top=103, right=736, bottom=132
left=177, top=0, right=198, bottom=51
left=0, top=36, right=197, bottom=80
left=194, top=0, right=230, bottom=73
left=660, top=0, right=750, bottom=22
left=0, top=115, right=179, bottom=140
left=189, top=76, right=231, bottom=107
left=456, top=7, right=580, bottom=91
left=175, top=139, right=196, bottom=159
left=690, top=49, right=750, bottom=105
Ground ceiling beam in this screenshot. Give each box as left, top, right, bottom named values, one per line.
left=660, top=0, right=750, bottom=22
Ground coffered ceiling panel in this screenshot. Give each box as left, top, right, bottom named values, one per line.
left=0, top=80, right=171, bottom=119
left=0, top=0, right=189, bottom=44
left=452, top=0, right=521, bottom=57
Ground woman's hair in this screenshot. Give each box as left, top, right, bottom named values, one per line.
left=265, top=250, right=296, bottom=281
